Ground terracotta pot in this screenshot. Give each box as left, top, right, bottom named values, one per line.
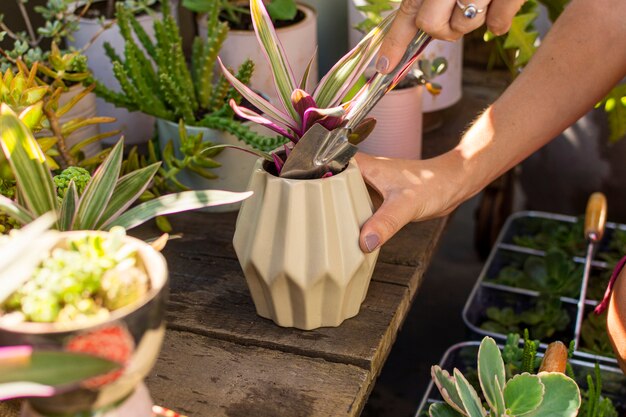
left=197, top=4, right=318, bottom=105
left=68, top=10, right=157, bottom=145
left=156, top=118, right=259, bottom=212
left=233, top=159, right=379, bottom=330
left=608, top=266, right=626, bottom=374
left=357, top=83, right=423, bottom=159
left=58, top=85, right=101, bottom=158
left=0, top=231, right=169, bottom=416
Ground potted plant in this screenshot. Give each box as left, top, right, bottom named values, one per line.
left=0, top=212, right=168, bottom=417
left=184, top=0, right=318, bottom=106
left=0, top=0, right=111, bottom=156
left=215, top=0, right=416, bottom=329
left=0, top=104, right=251, bottom=232
left=429, top=336, right=581, bottom=417
left=66, top=0, right=160, bottom=145
left=94, top=0, right=283, bottom=209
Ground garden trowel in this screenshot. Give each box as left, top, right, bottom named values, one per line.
left=279, top=29, right=432, bottom=179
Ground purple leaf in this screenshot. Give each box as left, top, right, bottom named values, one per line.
left=229, top=99, right=295, bottom=141
left=272, top=153, right=284, bottom=174
left=291, top=89, right=317, bottom=119
left=302, top=106, right=345, bottom=133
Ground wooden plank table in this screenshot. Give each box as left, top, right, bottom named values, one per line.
left=0, top=69, right=506, bottom=417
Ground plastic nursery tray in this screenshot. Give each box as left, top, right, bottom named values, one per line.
left=462, top=211, right=625, bottom=366
left=414, top=341, right=626, bottom=417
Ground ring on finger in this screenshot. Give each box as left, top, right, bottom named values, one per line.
left=455, top=0, right=485, bottom=19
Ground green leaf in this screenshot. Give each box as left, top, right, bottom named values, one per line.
left=429, top=402, right=466, bottom=417
left=503, top=373, right=544, bottom=415
left=0, top=105, right=57, bottom=218
left=0, top=194, right=34, bottom=226
left=72, top=139, right=124, bottom=230
left=0, top=348, right=119, bottom=401
left=58, top=181, right=78, bottom=231
left=97, top=162, right=161, bottom=229
left=524, top=372, right=580, bottom=417
left=104, top=190, right=253, bottom=230
left=502, top=12, right=539, bottom=67
left=313, top=11, right=394, bottom=108
left=18, top=102, right=44, bottom=130
left=478, top=337, right=506, bottom=414
left=454, top=369, right=487, bottom=417
left=266, top=0, right=298, bottom=21
left=600, top=84, right=626, bottom=143
left=250, top=0, right=299, bottom=121
left=431, top=366, right=465, bottom=414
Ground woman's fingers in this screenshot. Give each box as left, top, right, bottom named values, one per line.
left=486, top=0, right=527, bottom=35
left=448, top=0, right=491, bottom=37
left=375, top=0, right=424, bottom=73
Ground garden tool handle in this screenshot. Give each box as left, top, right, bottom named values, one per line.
left=584, top=192, right=607, bottom=243
left=344, top=30, right=432, bottom=130
left=538, top=341, right=568, bottom=374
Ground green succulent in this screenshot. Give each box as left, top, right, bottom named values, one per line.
left=53, top=167, right=91, bottom=198
left=429, top=337, right=581, bottom=417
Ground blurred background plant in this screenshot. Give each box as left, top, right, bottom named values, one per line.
left=483, top=0, right=625, bottom=143
left=182, top=0, right=299, bottom=27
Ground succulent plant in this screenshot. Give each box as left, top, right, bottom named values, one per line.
left=94, top=0, right=283, bottom=152
left=429, top=337, right=581, bottom=417
left=220, top=0, right=406, bottom=177
left=0, top=105, right=252, bottom=232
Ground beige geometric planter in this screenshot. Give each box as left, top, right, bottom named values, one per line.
left=233, top=159, right=379, bottom=330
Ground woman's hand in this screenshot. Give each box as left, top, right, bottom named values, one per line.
left=375, top=0, right=526, bottom=73
left=356, top=153, right=464, bottom=253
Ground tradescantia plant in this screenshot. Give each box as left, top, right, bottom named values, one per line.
left=0, top=105, right=251, bottom=232
left=219, top=0, right=403, bottom=176
left=429, top=337, right=581, bottom=417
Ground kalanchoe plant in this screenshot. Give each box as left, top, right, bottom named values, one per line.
left=0, top=105, right=252, bottom=232
left=219, top=0, right=401, bottom=176
left=429, top=336, right=581, bottom=417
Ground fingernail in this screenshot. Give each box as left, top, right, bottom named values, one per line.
left=364, top=234, right=380, bottom=252
left=375, top=56, right=389, bottom=73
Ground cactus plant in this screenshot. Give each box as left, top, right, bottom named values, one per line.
left=429, top=337, right=581, bottom=417
left=94, top=0, right=283, bottom=152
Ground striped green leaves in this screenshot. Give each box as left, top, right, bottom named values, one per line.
left=250, top=0, right=299, bottom=122
left=105, top=190, right=252, bottom=230
left=0, top=105, right=57, bottom=218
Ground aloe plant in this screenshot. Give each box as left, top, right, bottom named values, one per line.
left=220, top=0, right=408, bottom=177
left=429, top=337, right=581, bottom=417
left=94, top=0, right=282, bottom=152
left=0, top=105, right=251, bottom=232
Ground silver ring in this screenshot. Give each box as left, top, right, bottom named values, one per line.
left=456, top=0, right=485, bottom=18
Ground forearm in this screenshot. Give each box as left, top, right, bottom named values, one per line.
left=445, top=0, right=626, bottom=202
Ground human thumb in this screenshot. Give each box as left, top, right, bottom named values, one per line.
left=359, top=196, right=415, bottom=253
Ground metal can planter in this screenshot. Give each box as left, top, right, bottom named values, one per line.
left=233, top=158, right=379, bottom=330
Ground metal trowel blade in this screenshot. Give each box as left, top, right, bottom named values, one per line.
left=279, top=124, right=358, bottom=179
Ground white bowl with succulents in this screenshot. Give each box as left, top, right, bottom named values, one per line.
left=0, top=223, right=169, bottom=417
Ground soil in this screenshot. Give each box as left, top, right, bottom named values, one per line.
left=221, top=8, right=306, bottom=31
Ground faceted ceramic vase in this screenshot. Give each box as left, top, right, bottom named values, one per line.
left=233, top=159, right=380, bottom=330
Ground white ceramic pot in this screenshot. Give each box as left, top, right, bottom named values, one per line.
left=68, top=12, right=157, bottom=145
left=233, top=159, right=380, bottom=330
left=358, top=84, right=423, bottom=159
left=58, top=85, right=102, bottom=158
left=156, top=118, right=259, bottom=212
left=197, top=4, right=318, bottom=105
